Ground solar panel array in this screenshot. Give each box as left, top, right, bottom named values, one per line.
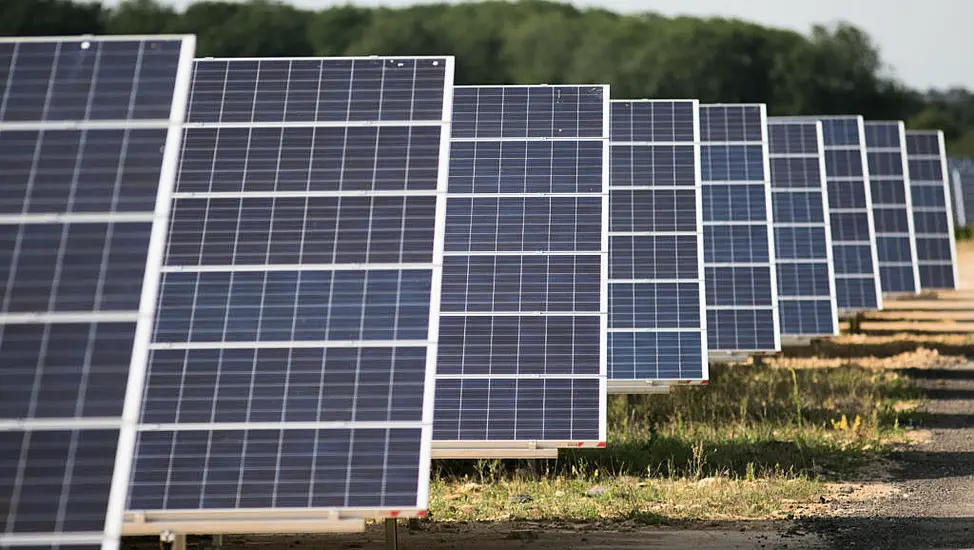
left=4, top=29, right=973, bottom=545
left=792, top=116, right=883, bottom=312
left=699, top=104, right=780, bottom=354
left=607, top=99, right=707, bottom=387
left=766, top=119, right=838, bottom=338
left=906, top=130, right=959, bottom=289
left=864, top=121, right=921, bottom=295
left=433, top=85, right=608, bottom=456
left=0, top=35, right=195, bottom=549
left=127, top=57, right=455, bottom=524
left=947, top=157, right=974, bottom=228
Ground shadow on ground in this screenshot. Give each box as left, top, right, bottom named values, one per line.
left=123, top=519, right=832, bottom=550
left=784, top=341, right=974, bottom=359
left=122, top=517, right=974, bottom=550
left=800, top=516, right=974, bottom=549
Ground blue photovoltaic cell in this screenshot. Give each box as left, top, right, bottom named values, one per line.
left=700, top=104, right=779, bottom=352
left=782, top=116, right=882, bottom=311
left=0, top=39, right=184, bottom=122
left=435, top=85, right=607, bottom=447
left=0, top=35, right=194, bottom=550
left=947, top=157, right=973, bottom=228
left=130, top=57, right=453, bottom=517
left=906, top=131, right=958, bottom=289
left=766, top=119, right=837, bottom=337
left=864, top=121, right=920, bottom=294
left=607, top=100, right=706, bottom=384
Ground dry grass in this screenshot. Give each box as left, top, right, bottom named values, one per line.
left=429, top=346, right=948, bottom=524
left=430, top=475, right=821, bottom=523
left=769, top=348, right=965, bottom=371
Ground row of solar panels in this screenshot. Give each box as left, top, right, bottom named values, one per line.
left=0, top=36, right=960, bottom=548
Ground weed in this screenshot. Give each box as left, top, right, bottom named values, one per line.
left=430, top=346, right=958, bottom=523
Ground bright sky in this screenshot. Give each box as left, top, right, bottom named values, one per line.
left=105, top=0, right=971, bottom=90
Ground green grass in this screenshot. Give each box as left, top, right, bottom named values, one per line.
left=956, top=225, right=974, bottom=241
left=430, top=356, right=924, bottom=523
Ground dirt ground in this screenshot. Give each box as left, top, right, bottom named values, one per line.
left=132, top=242, right=974, bottom=550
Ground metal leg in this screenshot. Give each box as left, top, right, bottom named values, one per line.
left=211, top=535, right=224, bottom=549
left=172, top=534, right=187, bottom=550
left=385, top=518, right=399, bottom=550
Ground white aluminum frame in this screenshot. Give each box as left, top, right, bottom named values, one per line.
left=0, top=34, right=197, bottom=550
left=759, top=105, right=783, bottom=352
left=906, top=130, right=960, bottom=290
left=818, top=122, right=843, bottom=336
left=119, top=55, right=457, bottom=537
left=431, top=84, right=609, bottom=456
left=104, top=34, right=196, bottom=550
left=699, top=103, right=782, bottom=355
left=951, top=167, right=968, bottom=227
left=779, top=115, right=885, bottom=315
left=766, top=118, right=840, bottom=338
left=857, top=116, right=886, bottom=312
left=942, top=131, right=962, bottom=290
left=862, top=121, right=921, bottom=296
left=605, top=98, right=709, bottom=391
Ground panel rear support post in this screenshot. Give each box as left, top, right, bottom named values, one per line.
left=172, top=534, right=187, bottom=550
left=385, top=518, right=399, bottom=550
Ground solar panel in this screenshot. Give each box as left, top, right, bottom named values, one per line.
left=126, top=57, right=455, bottom=532
left=699, top=104, right=780, bottom=355
left=766, top=119, right=839, bottom=339
left=780, top=116, right=883, bottom=313
left=864, top=121, right=921, bottom=295
left=948, top=157, right=974, bottom=228
left=906, top=130, right=959, bottom=289
left=947, top=157, right=974, bottom=228
left=607, top=99, right=707, bottom=389
left=433, top=85, right=608, bottom=457
left=0, top=35, right=195, bottom=549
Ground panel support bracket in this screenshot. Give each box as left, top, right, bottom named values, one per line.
left=385, top=518, right=399, bottom=550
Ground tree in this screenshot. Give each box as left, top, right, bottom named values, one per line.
left=105, top=0, right=178, bottom=35
left=307, top=5, right=372, bottom=56
left=0, top=0, right=966, bottom=144
left=0, top=0, right=103, bottom=36
left=344, top=6, right=445, bottom=57
left=170, top=0, right=313, bottom=58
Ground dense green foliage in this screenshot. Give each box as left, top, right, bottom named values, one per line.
left=4, top=0, right=974, bottom=154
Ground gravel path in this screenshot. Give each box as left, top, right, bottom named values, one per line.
left=801, top=359, right=974, bottom=549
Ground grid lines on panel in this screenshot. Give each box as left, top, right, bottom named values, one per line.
left=699, top=104, right=780, bottom=352
left=767, top=119, right=838, bottom=337
left=864, top=121, right=920, bottom=295
left=130, top=57, right=454, bottom=519
left=906, top=130, right=959, bottom=289
left=0, top=35, right=195, bottom=550
left=607, top=100, right=707, bottom=384
left=779, top=116, right=882, bottom=311
left=434, top=85, right=607, bottom=449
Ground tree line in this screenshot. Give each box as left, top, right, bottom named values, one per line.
left=4, top=0, right=974, bottom=155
